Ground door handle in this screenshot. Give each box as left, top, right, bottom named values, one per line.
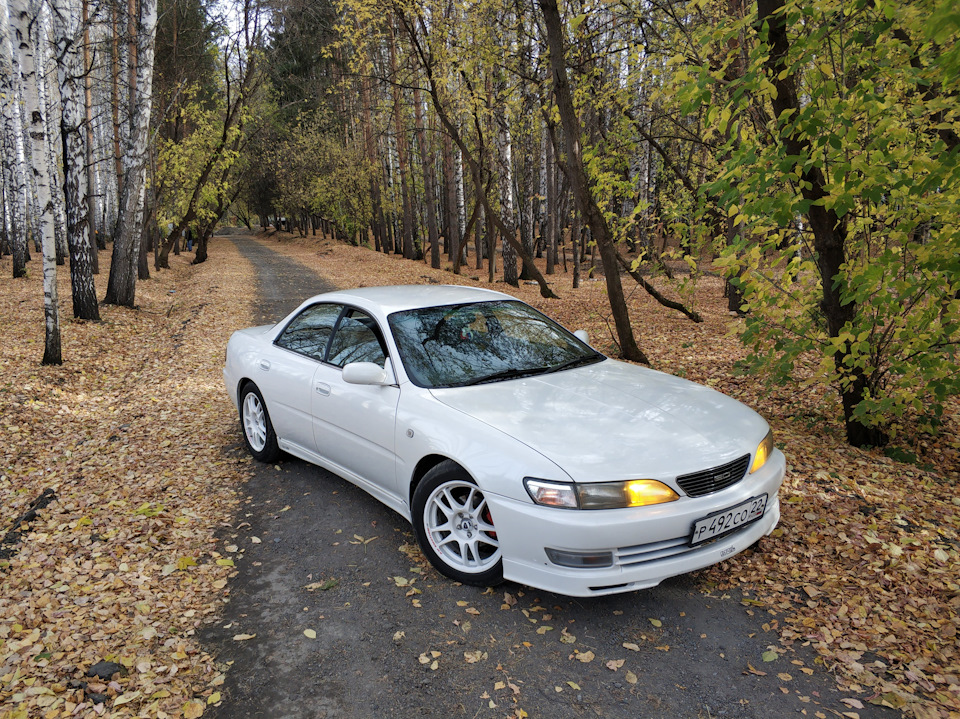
left=315, top=382, right=331, bottom=396
left=258, top=359, right=271, bottom=371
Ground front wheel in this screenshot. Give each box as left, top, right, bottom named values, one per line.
left=412, top=461, right=503, bottom=587
left=240, top=383, right=280, bottom=463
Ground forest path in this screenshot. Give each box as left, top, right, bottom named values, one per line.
left=201, top=230, right=896, bottom=719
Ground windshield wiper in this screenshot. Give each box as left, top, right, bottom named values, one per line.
left=548, top=354, right=605, bottom=374
left=462, top=366, right=550, bottom=386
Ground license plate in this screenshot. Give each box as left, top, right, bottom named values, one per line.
left=690, top=494, right=768, bottom=546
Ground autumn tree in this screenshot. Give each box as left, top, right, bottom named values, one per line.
left=9, top=0, right=62, bottom=364
left=676, top=0, right=960, bottom=445
left=103, top=0, right=159, bottom=307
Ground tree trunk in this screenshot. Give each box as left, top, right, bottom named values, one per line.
left=571, top=210, right=581, bottom=289
left=442, top=132, right=460, bottom=266
left=545, top=131, right=556, bottom=275
left=413, top=87, right=441, bottom=269
left=389, top=27, right=414, bottom=260
left=104, top=0, right=157, bottom=307
left=757, top=0, right=884, bottom=447
left=496, top=109, right=518, bottom=287
left=540, top=0, right=646, bottom=362
left=360, top=78, right=384, bottom=253
left=81, top=0, right=98, bottom=274
left=0, top=5, right=28, bottom=279
left=54, top=0, right=100, bottom=320
left=11, top=0, right=62, bottom=363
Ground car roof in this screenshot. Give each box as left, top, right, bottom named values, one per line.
left=304, top=285, right=516, bottom=315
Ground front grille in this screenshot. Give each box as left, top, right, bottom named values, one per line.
left=616, top=524, right=746, bottom=568
left=617, top=536, right=693, bottom=566
left=675, top=454, right=750, bottom=497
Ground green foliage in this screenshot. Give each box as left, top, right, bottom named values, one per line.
left=156, top=88, right=242, bottom=229
left=268, top=116, right=374, bottom=239
left=686, top=0, right=960, bottom=431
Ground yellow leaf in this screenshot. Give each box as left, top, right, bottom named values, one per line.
left=208, top=692, right=221, bottom=704
left=649, top=618, right=662, bottom=627
left=232, top=633, right=255, bottom=641
left=304, top=629, right=317, bottom=639
left=183, top=700, right=205, bottom=718
left=113, top=691, right=140, bottom=706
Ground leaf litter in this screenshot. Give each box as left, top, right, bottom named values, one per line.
left=253, top=232, right=960, bottom=718
left=2, top=232, right=958, bottom=718
left=0, top=241, right=256, bottom=717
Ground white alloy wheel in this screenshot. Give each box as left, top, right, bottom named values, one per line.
left=239, top=383, right=280, bottom=462
left=243, top=392, right=267, bottom=452
left=421, top=478, right=501, bottom=577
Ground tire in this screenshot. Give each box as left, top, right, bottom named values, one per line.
left=239, top=383, right=281, bottom=463
left=412, top=461, right=503, bottom=587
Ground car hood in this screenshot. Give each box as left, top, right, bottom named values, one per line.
left=429, top=359, right=767, bottom=483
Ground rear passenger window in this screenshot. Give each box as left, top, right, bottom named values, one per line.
left=275, top=303, right=342, bottom=360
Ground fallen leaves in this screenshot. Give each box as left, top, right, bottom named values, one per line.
left=0, top=241, right=255, bottom=717
left=3, top=231, right=958, bottom=719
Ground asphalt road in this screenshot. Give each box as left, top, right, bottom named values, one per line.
left=201, top=232, right=897, bottom=719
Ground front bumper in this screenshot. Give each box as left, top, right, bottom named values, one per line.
left=487, top=449, right=786, bottom=597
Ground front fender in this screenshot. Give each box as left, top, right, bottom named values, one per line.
left=394, top=385, right=571, bottom=513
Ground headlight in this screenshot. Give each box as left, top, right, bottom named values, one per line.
left=524, top=479, right=578, bottom=508
left=524, top=478, right=679, bottom=509
left=750, top=430, right=774, bottom=474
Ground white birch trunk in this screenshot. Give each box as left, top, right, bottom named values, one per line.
left=0, top=0, right=29, bottom=277
left=52, top=0, right=99, bottom=319
left=38, top=8, right=68, bottom=266
left=497, top=117, right=517, bottom=285
left=104, top=0, right=156, bottom=307
left=10, top=0, right=62, bottom=363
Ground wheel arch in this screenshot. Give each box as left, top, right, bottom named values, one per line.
left=409, top=454, right=470, bottom=508
left=236, top=377, right=256, bottom=406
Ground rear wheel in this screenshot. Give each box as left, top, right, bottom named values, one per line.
left=240, top=383, right=280, bottom=463
left=412, top=461, right=503, bottom=586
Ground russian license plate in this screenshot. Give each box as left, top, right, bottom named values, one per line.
left=690, top=494, right=768, bottom=546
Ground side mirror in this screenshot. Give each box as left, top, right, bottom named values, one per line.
left=574, top=330, right=589, bottom=344
left=342, top=362, right=388, bottom=385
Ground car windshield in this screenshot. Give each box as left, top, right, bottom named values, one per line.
left=388, top=300, right=604, bottom=388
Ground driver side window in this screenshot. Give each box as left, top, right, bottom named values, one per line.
left=328, top=310, right=387, bottom=368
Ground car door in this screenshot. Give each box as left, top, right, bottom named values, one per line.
left=261, top=302, right=343, bottom=451
left=312, top=308, right=401, bottom=499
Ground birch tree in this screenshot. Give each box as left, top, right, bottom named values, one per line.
left=9, top=0, right=62, bottom=364
left=0, top=0, right=29, bottom=278
left=52, top=0, right=100, bottom=319
left=103, top=0, right=157, bottom=308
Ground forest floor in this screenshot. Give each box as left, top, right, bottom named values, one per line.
left=0, top=230, right=957, bottom=719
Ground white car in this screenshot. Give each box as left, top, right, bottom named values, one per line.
left=223, top=285, right=785, bottom=597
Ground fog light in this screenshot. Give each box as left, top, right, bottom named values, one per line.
left=545, top=548, right=614, bottom=568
